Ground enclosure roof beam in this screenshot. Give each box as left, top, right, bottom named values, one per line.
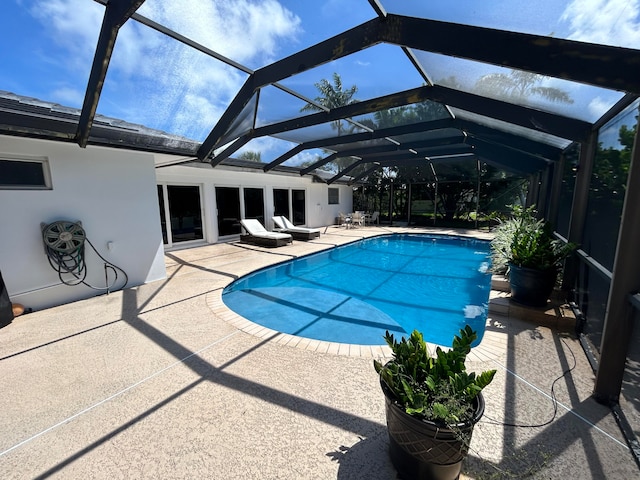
left=324, top=134, right=464, bottom=160
left=300, top=152, right=342, bottom=175
left=349, top=164, right=381, bottom=185
left=263, top=118, right=454, bottom=171
left=256, top=83, right=589, bottom=145
left=198, top=77, right=257, bottom=161
left=380, top=14, right=640, bottom=94
left=76, top=0, right=145, bottom=148
left=326, top=145, right=474, bottom=183
left=198, top=18, right=384, bottom=160
left=426, top=86, right=592, bottom=142
left=210, top=134, right=252, bottom=167
left=200, top=12, right=625, bottom=164
left=453, top=119, right=563, bottom=160
left=327, top=136, right=461, bottom=184
left=327, top=159, right=367, bottom=184
left=471, top=141, right=548, bottom=173
left=356, top=144, right=473, bottom=162
left=254, top=85, right=449, bottom=139
left=252, top=18, right=383, bottom=87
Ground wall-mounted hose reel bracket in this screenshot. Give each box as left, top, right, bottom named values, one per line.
left=40, top=220, right=128, bottom=292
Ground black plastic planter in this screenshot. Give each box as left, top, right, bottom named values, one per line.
left=508, top=264, right=557, bottom=307
left=381, top=381, right=485, bottom=480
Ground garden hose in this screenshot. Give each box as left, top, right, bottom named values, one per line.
left=42, top=220, right=128, bottom=293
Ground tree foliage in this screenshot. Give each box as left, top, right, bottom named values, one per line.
left=237, top=150, right=262, bottom=162
left=301, top=72, right=358, bottom=136
left=299, top=73, right=360, bottom=173
left=474, top=70, right=573, bottom=105
left=591, top=122, right=636, bottom=200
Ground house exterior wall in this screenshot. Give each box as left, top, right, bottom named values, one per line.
left=0, top=135, right=166, bottom=311
left=155, top=163, right=353, bottom=244
left=0, top=136, right=354, bottom=311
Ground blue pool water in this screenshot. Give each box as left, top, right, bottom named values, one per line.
left=223, top=234, right=492, bottom=346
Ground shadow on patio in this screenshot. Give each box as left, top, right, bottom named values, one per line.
left=0, top=227, right=637, bottom=479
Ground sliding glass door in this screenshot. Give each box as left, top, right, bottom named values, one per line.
left=273, top=189, right=289, bottom=218
left=274, top=188, right=307, bottom=225
left=244, top=188, right=265, bottom=224
left=216, top=187, right=241, bottom=237
left=157, top=184, right=204, bottom=247
left=292, top=189, right=306, bottom=225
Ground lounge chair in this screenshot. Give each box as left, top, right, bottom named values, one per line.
left=272, top=216, right=321, bottom=240
left=239, top=219, right=292, bottom=247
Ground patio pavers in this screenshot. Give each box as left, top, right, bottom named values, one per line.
left=0, top=226, right=637, bottom=479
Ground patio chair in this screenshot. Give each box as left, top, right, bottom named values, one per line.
left=368, top=211, right=380, bottom=226
left=272, top=216, right=321, bottom=240
left=352, top=211, right=364, bottom=227
left=338, top=212, right=352, bottom=229
left=239, top=219, right=292, bottom=247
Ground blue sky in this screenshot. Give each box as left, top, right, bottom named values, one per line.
left=2, top=0, right=639, bottom=163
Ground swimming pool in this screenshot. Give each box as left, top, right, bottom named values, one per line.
left=222, top=234, right=492, bottom=347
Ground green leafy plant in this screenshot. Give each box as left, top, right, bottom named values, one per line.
left=374, top=326, right=496, bottom=425
left=509, top=221, right=576, bottom=271
left=490, top=205, right=576, bottom=275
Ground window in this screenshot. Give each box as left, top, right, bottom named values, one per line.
left=328, top=188, right=339, bottom=205
left=0, top=156, right=51, bottom=189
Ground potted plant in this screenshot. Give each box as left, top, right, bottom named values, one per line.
left=374, top=326, right=496, bottom=480
left=491, top=205, right=576, bottom=307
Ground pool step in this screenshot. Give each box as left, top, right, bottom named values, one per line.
left=489, top=275, right=576, bottom=332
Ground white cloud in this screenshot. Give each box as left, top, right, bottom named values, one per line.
left=137, top=0, right=301, bottom=65
left=287, top=149, right=324, bottom=167
left=588, top=96, right=613, bottom=118
left=561, top=0, right=640, bottom=47
left=50, top=86, right=84, bottom=106
left=238, top=136, right=295, bottom=160
left=29, top=0, right=301, bottom=140
left=30, top=0, right=103, bottom=70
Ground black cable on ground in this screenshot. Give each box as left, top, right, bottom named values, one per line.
left=479, top=330, right=640, bottom=473
left=482, top=336, right=577, bottom=429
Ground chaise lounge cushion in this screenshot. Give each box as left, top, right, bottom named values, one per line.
left=240, top=219, right=292, bottom=247
left=272, top=216, right=321, bottom=240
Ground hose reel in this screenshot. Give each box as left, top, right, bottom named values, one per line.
left=41, top=220, right=127, bottom=291
left=42, top=221, right=86, bottom=254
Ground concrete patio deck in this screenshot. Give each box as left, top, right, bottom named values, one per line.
left=1, top=225, right=637, bottom=479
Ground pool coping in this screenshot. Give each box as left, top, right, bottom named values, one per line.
left=205, top=228, right=502, bottom=361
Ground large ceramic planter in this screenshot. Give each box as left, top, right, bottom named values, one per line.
left=381, top=380, right=485, bottom=480
left=508, top=263, right=557, bottom=307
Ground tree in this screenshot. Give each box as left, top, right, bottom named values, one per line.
left=474, top=70, right=573, bottom=105
left=300, top=73, right=359, bottom=173
left=301, top=72, right=358, bottom=136
left=373, top=99, right=447, bottom=130
left=591, top=120, right=637, bottom=201
left=299, top=154, right=334, bottom=172
left=238, top=151, right=261, bottom=162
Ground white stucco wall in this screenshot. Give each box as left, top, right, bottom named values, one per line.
left=0, top=135, right=166, bottom=311
left=0, top=136, right=354, bottom=311
left=156, top=163, right=353, bottom=244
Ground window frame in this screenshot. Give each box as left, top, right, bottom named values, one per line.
left=0, top=155, right=52, bottom=190
left=328, top=187, right=339, bottom=205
